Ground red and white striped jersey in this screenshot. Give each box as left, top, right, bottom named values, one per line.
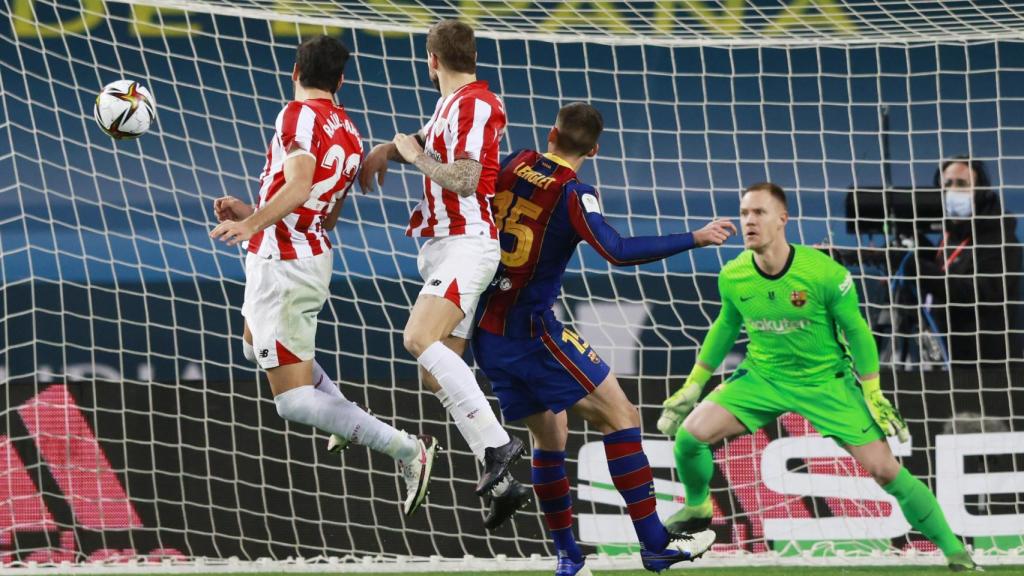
left=246, top=98, right=363, bottom=260
left=406, top=80, right=506, bottom=238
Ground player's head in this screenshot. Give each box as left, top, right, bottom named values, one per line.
left=293, top=36, right=350, bottom=94
left=548, top=102, right=603, bottom=160
left=740, top=182, right=788, bottom=251
left=426, top=20, right=476, bottom=90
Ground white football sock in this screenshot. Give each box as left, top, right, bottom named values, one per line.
left=419, top=341, right=510, bottom=461
left=311, top=360, right=345, bottom=399
left=435, top=388, right=485, bottom=461
left=274, top=386, right=418, bottom=461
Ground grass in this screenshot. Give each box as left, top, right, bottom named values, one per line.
left=75, top=568, right=1024, bottom=576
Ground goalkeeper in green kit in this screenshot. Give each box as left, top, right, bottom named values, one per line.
left=657, top=183, right=977, bottom=572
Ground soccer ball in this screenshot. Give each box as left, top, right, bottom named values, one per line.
left=94, top=80, right=156, bottom=139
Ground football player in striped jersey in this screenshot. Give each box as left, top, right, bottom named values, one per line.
left=211, top=36, right=437, bottom=517
left=359, top=20, right=529, bottom=523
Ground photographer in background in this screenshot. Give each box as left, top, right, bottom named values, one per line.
left=832, top=157, right=1022, bottom=369
left=917, top=157, right=1022, bottom=366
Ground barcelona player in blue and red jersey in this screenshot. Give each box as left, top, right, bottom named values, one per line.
left=473, top=103, right=736, bottom=575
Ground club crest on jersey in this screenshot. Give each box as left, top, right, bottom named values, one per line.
left=790, top=290, right=808, bottom=307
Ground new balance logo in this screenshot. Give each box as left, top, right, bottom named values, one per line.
left=429, top=279, right=443, bottom=287
left=260, top=349, right=269, bottom=358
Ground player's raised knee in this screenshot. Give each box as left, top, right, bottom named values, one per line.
left=584, top=400, right=639, bottom=434
left=402, top=328, right=434, bottom=358
left=864, top=455, right=902, bottom=485
left=273, top=387, right=313, bottom=425
left=684, top=424, right=715, bottom=444
left=613, top=401, right=641, bottom=430
left=683, top=418, right=719, bottom=444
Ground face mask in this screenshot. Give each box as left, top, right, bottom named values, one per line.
left=945, top=190, right=973, bottom=217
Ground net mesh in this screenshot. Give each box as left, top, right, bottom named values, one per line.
left=1, top=0, right=1023, bottom=567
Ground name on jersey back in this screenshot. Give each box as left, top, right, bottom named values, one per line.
left=323, top=112, right=358, bottom=139
left=513, top=162, right=557, bottom=189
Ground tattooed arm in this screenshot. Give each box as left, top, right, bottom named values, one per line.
left=394, top=133, right=481, bottom=197
left=413, top=155, right=482, bottom=198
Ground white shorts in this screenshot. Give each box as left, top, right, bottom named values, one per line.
left=417, top=234, right=500, bottom=339
left=241, top=252, right=332, bottom=370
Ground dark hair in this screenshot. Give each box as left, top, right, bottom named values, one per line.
left=934, top=155, right=1007, bottom=223
left=426, top=20, right=476, bottom=74
left=555, top=102, right=603, bottom=156
left=295, top=36, right=350, bottom=92
left=934, top=155, right=992, bottom=191
left=743, top=182, right=787, bottom=209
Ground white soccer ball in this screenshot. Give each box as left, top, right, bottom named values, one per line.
left=94, top=80, right=156, bottom=139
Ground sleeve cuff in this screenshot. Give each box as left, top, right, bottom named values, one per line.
left=680, top=232, right=696, bottom=250
left=860, top=376, right=881, bottom=394
left=686, top=363, right=714, bottom=386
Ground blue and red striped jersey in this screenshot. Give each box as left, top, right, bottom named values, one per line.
left=476, top=149, right=697, bottom=338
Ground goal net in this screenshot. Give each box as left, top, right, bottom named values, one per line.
left=1, top=0, right=1022, bottom=569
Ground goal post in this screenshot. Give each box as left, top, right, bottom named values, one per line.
left=1, top=0, right=1023, bottom=569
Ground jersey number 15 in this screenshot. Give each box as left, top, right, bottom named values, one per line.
left=493, top=190, right=542, bottom=267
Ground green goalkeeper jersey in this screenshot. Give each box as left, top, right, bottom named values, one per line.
left=698, top=243, right=879, bottom=383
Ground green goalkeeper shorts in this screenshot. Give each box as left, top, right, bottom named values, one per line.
left=704, top=364, right=885, bottom=447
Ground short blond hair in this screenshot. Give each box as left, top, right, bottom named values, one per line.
left=743, top=182, right=787, bottom=209
left=426, top=20, right=476, bottom=73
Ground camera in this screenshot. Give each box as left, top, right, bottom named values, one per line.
left=845, top=187, right=945, bottom=236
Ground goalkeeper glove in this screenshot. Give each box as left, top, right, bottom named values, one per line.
left=861, top=376, right=909, bottom=443
left=657, top=364, right=713, bottom=437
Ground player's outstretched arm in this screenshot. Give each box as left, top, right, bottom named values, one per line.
left=213, top=195, right=254, bottom=222
left=692, top=219, right=737, bottom=246
left=829, top=269, right=909, bottom=441
left=567, top=183, right=736, bottom=266
left=359, top=134, right=429, bottom=193
left=210, top=150, right=316, bottom=246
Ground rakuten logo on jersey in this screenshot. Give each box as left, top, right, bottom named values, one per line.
left=747, top=318, right=811, bottom=334
left=1, top=384, right=184, bottom=565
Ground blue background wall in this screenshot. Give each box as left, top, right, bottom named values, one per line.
left=2, top=1, right=1023, bottom=383
left=2, top=0, right=1024, bottom=563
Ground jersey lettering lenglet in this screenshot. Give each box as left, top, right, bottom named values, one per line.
left=247, top=98, right=363, bottom=260
left=477, top=149, right=697, bottom=339
left=477, top=150, right=603, bottom=338
left=406, top=81, right=506, bottom=239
